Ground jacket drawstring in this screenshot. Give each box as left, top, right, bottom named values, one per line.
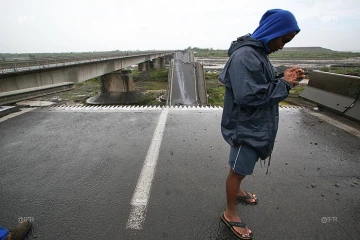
left=266, top=154, right=272, bottom=175
left=266, top=147, right=274, bottom=175
left=260, top=148, right=273, bottom=175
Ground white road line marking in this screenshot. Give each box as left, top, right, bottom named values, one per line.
left=126, top=109, right=169, bottom=230
left=0, top=108, right=36, bottom=123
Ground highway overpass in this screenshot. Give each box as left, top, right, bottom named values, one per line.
left=0, top=52, right=174, bottom=105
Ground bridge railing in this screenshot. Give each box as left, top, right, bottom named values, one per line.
left=299, top=70, right=360, bottom=121
left=0, top=51, right=172, bottom=74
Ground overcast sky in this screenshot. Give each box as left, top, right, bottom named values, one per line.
left=1, top=0, right=359, bottom=53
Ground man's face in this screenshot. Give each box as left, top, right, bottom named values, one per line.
left=267, top=32, right=297, bottom=53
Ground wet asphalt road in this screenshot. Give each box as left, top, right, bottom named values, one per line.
left=0, top=107, right=359, bottom=240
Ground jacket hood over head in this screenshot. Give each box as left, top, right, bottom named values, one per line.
left=252, top=9, right=300, bottom=53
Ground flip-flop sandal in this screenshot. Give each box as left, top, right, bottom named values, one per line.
left=237, top=191, right=258, bottom=205
left=220, top=213, right=253, bottom=240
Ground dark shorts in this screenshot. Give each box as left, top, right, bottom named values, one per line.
left=228, top=144, right=259, bottom=176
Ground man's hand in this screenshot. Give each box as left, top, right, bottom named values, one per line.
left=295, top=68, right=306, bottom=80
left=282, top=67, right=306, bottom=87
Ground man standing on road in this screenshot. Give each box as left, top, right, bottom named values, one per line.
left=218, top=9, right=305, bottom=239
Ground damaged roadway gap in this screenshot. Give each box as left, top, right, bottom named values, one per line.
left=168, top=51, right=207, bottom=106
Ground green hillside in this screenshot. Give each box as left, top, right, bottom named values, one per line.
left=269, top=47, right=360, bottom=59
left=279, top=47, right=333, bottom=52
left=188, top=46, right=360, bottom=59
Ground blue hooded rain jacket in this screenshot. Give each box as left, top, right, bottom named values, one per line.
left=219, top=9, right=300, bottom=161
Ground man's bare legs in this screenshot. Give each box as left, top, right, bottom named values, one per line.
left=224, top=169, right=252, bottom=237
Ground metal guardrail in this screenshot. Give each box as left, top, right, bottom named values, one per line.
left=300, top=70, right=360, bottom=121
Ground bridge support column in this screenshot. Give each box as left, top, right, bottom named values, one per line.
left=86, top=70, right=141, bottom=105
left=146, top=60, right=154, bottom=70
left=101, top=69, right=134, bottom=93
left=153, top=58, right=162, bottom=69
left=160, top=57, right=166, bottom=68
left=138, top=62, right=147, bottom=72
left=165, top=55, right=171, bottom=65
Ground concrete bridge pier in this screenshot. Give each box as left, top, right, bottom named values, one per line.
left=138, top=62, right=147, bottom=72
left=138, top=57, right=166, bottom=72
left=164, top=55, right=172, bottom=65
left=147, top=60, right=154, bottom=70
left=86, top=70, right=141, bottom=105
left=139, top=61, right=153, bottom=71
left=153, top=58, right=166, bottom=69
left=159, top=57, right=166, bottom=68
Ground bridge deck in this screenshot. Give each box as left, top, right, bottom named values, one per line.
left=0, top=107, right=359, bottom=239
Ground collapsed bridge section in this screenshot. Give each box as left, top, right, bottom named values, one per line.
left=166, top=51, right=207, bottom=106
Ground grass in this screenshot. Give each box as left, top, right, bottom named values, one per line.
left=289, top=85, right=306, bottom=95
left=205, top=72, right=225, bottom=106
left=133, top=69, right=168, bottom=90
left=132, top=68, right=168, bottom=105
left=269, top=51, right=360, bottom=60
left=204, top=71, right=310, bottom=107
left=57, top=77, right=100, bottom=104
left=320, top=67, right=360, bottom=76
left=189, top=47, right=360, bottom=60
left=136, top=91, right=165, bottom=106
